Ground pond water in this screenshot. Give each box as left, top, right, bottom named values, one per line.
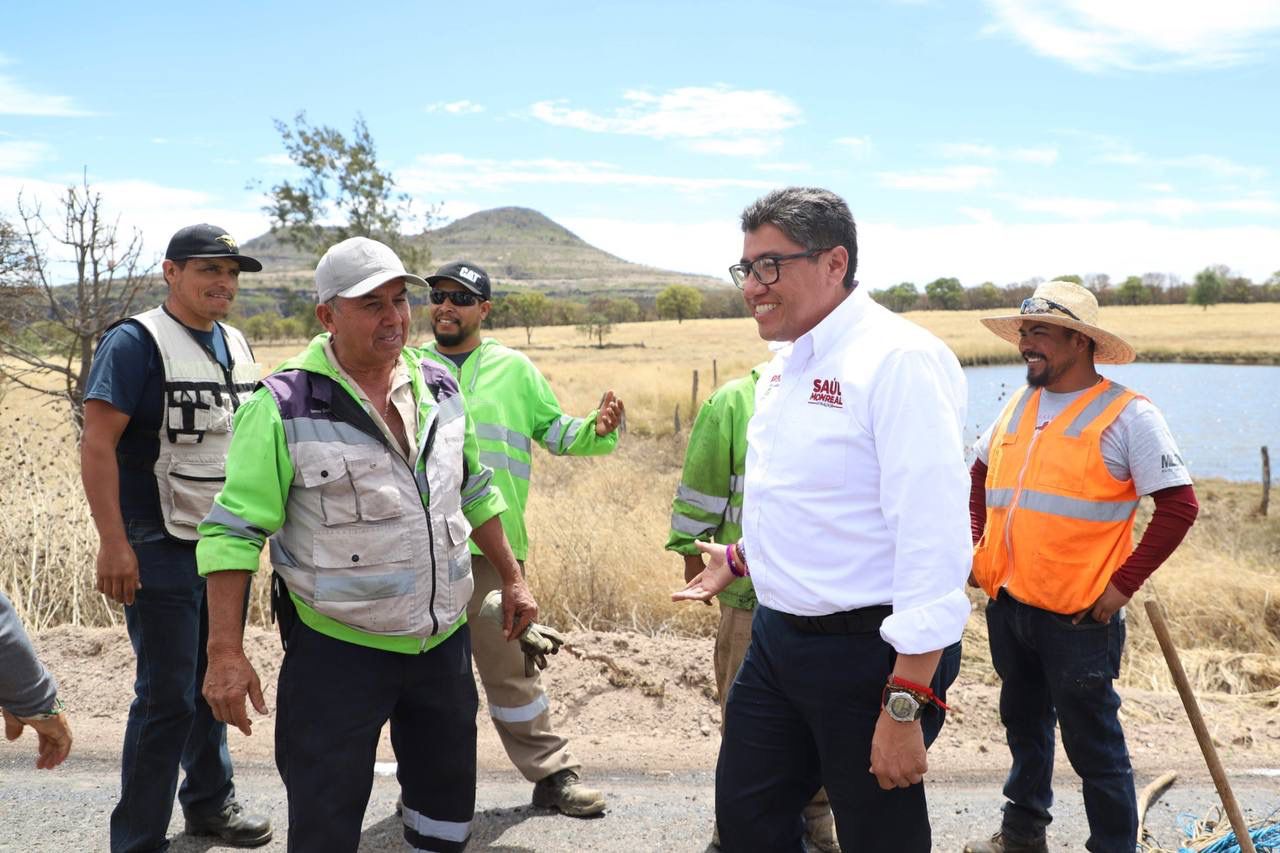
left=963, top=363, right=1280, bottom=482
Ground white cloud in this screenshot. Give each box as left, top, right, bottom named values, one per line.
left=558, top=216, right=742, bottom=280
left=1163, top=153, right=1267, bottom=180
left=688, top=137, right=780, bottom=157
left=862, top=217, right=1280, bottom=287
left=400, top=153, right=773, bottom=195
left=426, top=100, right=484, bottom=114
left=1008, top=192, right=1280, bottom=220
left=0, top=140, right=53, bottom=171
left=877, top=166, right=997, bottom=191
left=754, top=162, right=812, bottom=173
left=1144, top=182, right=1175, bottom=193
left=982, top=0, right=1280, bottom=71
left=1012, top=195, right=1121, bottom=219
left=0, top=73, right=93, bottom=116
left=938, top=142, right=1058, bottom=164
left=528, top=85, right=800, bottom=157
left=255, top=153, right=294, bottom=167
left=835, top=136, right=874, bottom=158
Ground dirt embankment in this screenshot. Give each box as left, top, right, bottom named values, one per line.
left=19, top=626, right=1280, bottom=777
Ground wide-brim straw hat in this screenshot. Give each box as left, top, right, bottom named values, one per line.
left=980, top=280, right=1136, bottom=364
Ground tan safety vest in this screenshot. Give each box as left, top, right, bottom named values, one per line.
left=971, top=380, right=1141, bottom=614
left=131, top=307, right=258, bottom=540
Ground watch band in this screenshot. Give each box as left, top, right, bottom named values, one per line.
left=22, top=697, right=65, bottom=721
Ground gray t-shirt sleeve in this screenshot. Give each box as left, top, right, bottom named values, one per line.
left=0, top=592, right=59, bottom=717
left=1100, top=398, right=1194, bottom=495
left=974, top=419, right=997, bottom=466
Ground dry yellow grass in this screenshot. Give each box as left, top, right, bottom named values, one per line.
left=3, top=303, right=1279, bottom=696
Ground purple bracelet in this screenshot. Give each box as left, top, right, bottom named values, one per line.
left=726, top=544, right=745, bottom=578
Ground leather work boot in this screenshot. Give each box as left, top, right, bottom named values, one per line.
left=184, top=801, right=273, bottom=847
left=804, top=810, right=841, bottom=853
left=531, top=769, right=608, bottom=817
left=963, top=831, right=1050, bottom=853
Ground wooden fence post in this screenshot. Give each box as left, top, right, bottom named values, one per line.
left=713, top=359, right=719, bottom=389
left=1262, top=446, right=1271, bottom=517
left=690, top=369, right=700, bottom=416
left=673, top=404, right=681, bottom=435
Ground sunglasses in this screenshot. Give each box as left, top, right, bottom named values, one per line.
left=429, top=290, right=483, bottom=307
left=1020, top=296, right=1081, bottom=322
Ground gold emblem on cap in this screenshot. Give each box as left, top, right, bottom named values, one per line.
left=215, top=234, right=238, bottom=252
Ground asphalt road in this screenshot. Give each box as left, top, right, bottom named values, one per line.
left=1, top=754, right=1277, bottom=852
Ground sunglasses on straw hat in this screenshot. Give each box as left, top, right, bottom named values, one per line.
left=1021, top=296, right=1082, bottom=322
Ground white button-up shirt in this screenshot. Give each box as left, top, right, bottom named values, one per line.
left=743, top=285, right=972, bottom=655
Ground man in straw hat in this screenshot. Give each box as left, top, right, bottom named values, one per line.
left=964, top=280, right=1200, bottom=853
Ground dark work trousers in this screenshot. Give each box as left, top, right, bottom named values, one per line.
left=986, top=591, right=1137, bottom=853
left=274, top=591, right=478, bottom=853
left=110, top=520, right=236, bottom=853
left=715, top=605, right=961, bottom=853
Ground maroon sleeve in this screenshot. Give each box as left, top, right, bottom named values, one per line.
left=970, top=459, right=988, bottom=544
left=1110, top=484, right=1199, bottom=597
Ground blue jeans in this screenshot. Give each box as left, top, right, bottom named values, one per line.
left=109, top=520, right=236, bottom=853
left=716, top=606, right=961, bottom=853
left=986, top=591, right=1137, bottom=853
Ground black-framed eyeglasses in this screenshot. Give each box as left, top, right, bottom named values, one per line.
left=729, top=247, right=834, bottom=289
left=429, top=289, right=483, bottom=307
left=1020, top=296, right=1081, bottom=322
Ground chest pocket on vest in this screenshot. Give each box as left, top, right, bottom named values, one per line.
left=1034, top=435, right=1089, bottom=494
left=295, top=446, right=403, bottom=526
left=166, top=385, right=232, bottom=444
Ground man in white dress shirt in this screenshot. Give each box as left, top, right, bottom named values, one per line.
left=674, top=186, right=972, bottom=852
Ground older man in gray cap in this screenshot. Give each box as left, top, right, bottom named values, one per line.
left=199, top=236, right=537, bottom=852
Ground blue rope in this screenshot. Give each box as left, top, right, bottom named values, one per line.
left=1175, top=810, right=1280, bottom=853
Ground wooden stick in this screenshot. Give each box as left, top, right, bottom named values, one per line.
left=1261, top=446, right=1270, bottom=517
left=1143, top=600, right=1257, bottom=853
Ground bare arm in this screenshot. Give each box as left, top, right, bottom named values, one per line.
left=81, top=400, right=140, bottom=606
left=470, top=515, right=538, bottom=640
left=202, top=570, right=266, bottom=736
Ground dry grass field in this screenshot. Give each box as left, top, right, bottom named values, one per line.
left=2, top=301, right=1278, bottom=698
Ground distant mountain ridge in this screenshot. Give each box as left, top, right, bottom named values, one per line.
left=240, top=207, right=729, bottom=298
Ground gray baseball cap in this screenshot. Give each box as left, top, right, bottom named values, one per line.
left=314, top=237, right=427, bottom=304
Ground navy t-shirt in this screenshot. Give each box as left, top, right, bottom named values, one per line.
left=84, top=315, right=230, bottom=523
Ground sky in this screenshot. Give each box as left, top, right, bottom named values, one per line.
left=2, top=0, right=1279, bottom=290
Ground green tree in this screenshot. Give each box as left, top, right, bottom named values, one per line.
left=503, top=291, right=550, bottom=345
left=1053, top=274, right=1083, bottom=284
left=1188, top=267, right=1224, bottom=310
left=243, top=311, right=282, bottom=344
left=576, top=313, right=613, bottom=347
left=264, top=112, right=430, bottom=270
left=967, top=281, right=1002, bottom=310
left=602, top=297, right=640, bottom=324
left=924, top=277, right=965, bottom=310
left=656, top=284, right=703, bottom=323
left=879, top=282, right=919, bottom=313
left=1115, top=276, right=1152, bottom=305
left=0, top=177, right=153, bottom=430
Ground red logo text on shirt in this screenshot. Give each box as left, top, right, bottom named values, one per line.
left=808, top=378, right=843, bottom=408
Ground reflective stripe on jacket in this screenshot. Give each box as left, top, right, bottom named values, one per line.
left=418, top=338, right=617, bottom=561
left=130, top=306, right=258, bottom=541
left=971, top=379, right=1141, bottom=614
left=197, top=336, right=506, bottom=653
left=664, top=367, right=763, bottom=611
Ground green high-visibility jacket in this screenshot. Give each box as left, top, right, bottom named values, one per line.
left=665, top=366, right=763, bottom=611
left=418, top=338, right=618, bottom=561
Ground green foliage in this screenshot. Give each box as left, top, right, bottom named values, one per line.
left=968, top=282, right=1002, bottom=310
left=656, top=285, right=703, bottom=323
left=871, top=282, right=919, bottom=313
left=924, top=277, right=965, bottom=310
left=502, top=291, right=551, bottom=345
left=264, top=112, right=430, bottom=270
left=600, top=297, right=640, bottom=324
left=1116, top=276, right=1153, bottom=305
left=576, top=313, right=613, bottom=347
left=1188, top=267, right=1225, bottom=310
left=1053, top=274, right=1084, bottom=284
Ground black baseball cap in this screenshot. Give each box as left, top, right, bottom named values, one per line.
left=426, top=261, right=491, bottom=300
left=165, top=223, right=263, bottom=272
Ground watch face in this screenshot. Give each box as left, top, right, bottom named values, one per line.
left=886, top=691, right=921, bottom=722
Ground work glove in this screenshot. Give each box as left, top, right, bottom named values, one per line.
left=478, top=590, right=568, bottom=676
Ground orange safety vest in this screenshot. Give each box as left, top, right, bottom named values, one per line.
left=971, top=379, right=1141, bottom=615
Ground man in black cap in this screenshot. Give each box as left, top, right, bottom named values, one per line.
left=417, top=261, right=624, bottom=817
left=81, top=224, right=272, bottom=851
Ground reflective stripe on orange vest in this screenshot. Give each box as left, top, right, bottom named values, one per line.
left=971, top=379, right=1141, bottom=614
